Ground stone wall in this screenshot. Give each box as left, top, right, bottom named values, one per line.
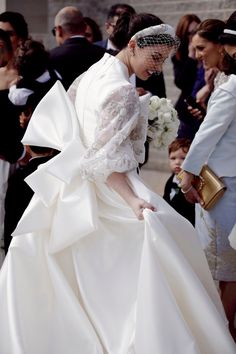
left=5, top=0, right=236, bottom=44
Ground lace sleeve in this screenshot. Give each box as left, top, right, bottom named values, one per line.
left=78, top=84, right=142, bottom=182
left=130, top=93, right=150, bottom=160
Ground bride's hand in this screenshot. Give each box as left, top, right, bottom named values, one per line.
left=106, top=172, right=156, bottom=220
left=130, top=197, right=157, bottom=220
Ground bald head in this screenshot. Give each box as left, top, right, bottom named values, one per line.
left=55, top=6, right=86, bottom=36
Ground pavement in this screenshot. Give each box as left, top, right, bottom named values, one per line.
left=140, top=167, right=170, bottom=196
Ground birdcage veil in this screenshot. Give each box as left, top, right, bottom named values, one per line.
left=129, top=24, right=180, bottom=75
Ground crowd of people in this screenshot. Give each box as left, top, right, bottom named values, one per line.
left=0, top=3, right=236, bottom=353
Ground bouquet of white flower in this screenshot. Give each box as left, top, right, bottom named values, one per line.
left=147, top=95, right=179, bottom=150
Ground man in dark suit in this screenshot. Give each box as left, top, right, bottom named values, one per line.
left=95, top=3, right=136, bottom=54
left=50, top=6, right=106, bottom=90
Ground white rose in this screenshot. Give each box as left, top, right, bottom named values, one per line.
left=150, top=95, right=161, bottom=108
left=148, top=95, right=179, bottom=149
left=149, top=107, right=158, bottom=121
left=156, top=112, right=165, bottom=125
left=163, top=112, right=173, bottom=123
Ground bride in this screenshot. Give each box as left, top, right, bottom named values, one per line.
left=0, top=13, right=235, bottom=354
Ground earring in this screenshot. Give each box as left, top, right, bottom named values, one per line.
left=128, top=45, right=135, bottom=56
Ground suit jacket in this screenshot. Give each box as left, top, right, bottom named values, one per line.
left=182, top=74, right=236, bottom=177
left=4, top=156, right=52, bottom=252
left=163, top=173, right=195, bottom=226
left=95, top=39, right=108, bottom=49
left=50, top=37, right=106, bottom=90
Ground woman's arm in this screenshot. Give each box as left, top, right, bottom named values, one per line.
left=179, top=170, right=203, bottom=205
left=106, top=172, right=156, bottom=220
left=182, top=85, right=235, bottom=176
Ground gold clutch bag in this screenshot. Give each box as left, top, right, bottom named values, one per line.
left=178, top=165, right=226, bottom=210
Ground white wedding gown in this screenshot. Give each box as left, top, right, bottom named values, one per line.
left=0, top=54, right=235, bottom=354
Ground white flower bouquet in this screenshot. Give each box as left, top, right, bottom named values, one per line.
left=147, top=95, right=179, bottom=150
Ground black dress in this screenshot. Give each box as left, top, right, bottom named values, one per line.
left=172, top=56, right=203, bottom=140
left=0, top=89, right=24, bottom=162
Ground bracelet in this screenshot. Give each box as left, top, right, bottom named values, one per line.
left=181, top=185, right=193, bottom=194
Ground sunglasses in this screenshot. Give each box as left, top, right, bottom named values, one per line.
left=51, top=27, right=56, bottom=36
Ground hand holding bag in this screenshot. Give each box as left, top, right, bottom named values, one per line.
left=178, top=165, right=226, bottom=210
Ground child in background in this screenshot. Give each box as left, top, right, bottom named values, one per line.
left=163, top=138, right=195, bottom=225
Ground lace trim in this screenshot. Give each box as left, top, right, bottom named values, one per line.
left=214, top=72, right=229, bottom=89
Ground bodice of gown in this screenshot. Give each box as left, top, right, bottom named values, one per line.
left=74, top=53, right=149, bottom=148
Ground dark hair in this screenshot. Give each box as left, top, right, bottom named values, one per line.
left=0, top=11, right=28, bottom=40
left=107, top=3, right=136, bottom=21
left=221, top=52, right=236, bottom=74
left=175, top=14, right=201, bottom=61
left=14, top=39, right=49, bottom=79
left=110, top=13, right=164, bottom=50
left=168, top=138, right=191, bottom=155
left=219, top=11, right=236, bottom=46
left=84, top=17, right=103, bottom=42
left=195, top=19, right=225, bottom=44
left=0, top=28, right=12, bottom=53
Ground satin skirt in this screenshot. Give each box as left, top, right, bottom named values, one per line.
left=0, top=170, right=235, bottom=354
